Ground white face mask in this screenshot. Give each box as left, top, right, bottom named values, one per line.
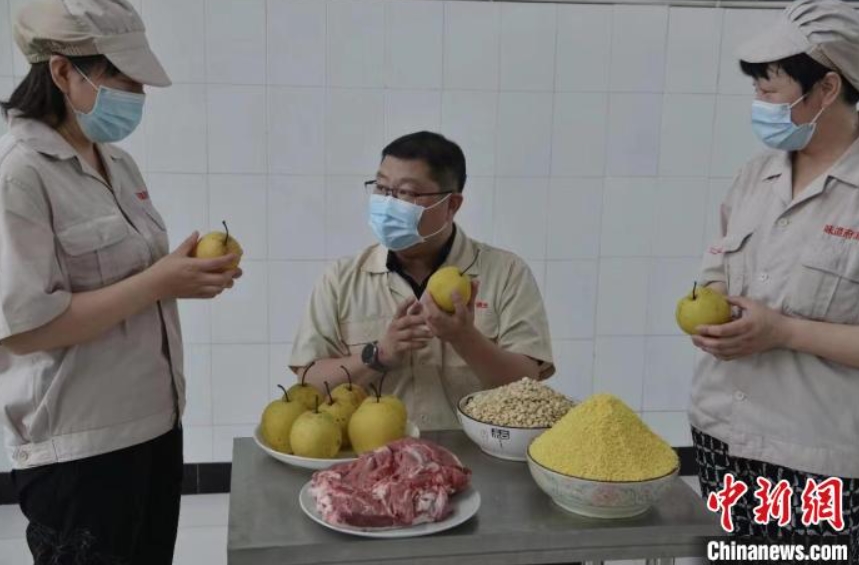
left=367, top=193, right=451, bottom=251
left=751, top=93, right=826, bottom=152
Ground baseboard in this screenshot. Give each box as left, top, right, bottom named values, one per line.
left=0, top=446, right=697, bottom=506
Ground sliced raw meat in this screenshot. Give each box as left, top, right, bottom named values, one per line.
left=310, top=438, right=471, bottom=528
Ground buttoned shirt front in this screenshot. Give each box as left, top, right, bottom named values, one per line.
left=691, top=135, right=859, bottom=478
left=0, top=115, right=184, bottom=469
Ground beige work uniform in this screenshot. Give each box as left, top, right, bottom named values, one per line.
left=691, top=135, right=859, bottom=478
left=290, top=226, right=555, bottom=430
left=0, top=115, right=184, bottom=469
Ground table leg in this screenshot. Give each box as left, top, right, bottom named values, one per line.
left=644, top=559, right=675, bottom=565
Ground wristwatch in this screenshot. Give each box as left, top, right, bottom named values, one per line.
left=361, top=341, right=389, bottom=373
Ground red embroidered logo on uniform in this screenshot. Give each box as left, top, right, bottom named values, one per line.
left=136, top=191, right=149, bottom=201
left=475, top=301, right=489, bottom=309
left=824, top=224, right=859, bottom=241
left=708, top=246, right=724, bottom=255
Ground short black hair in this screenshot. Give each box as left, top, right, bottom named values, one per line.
left=1, top=55, right=121, bottom=127
left=381, top=131, right=467, bottom=193
left=740, top=53, right=859, bottom=106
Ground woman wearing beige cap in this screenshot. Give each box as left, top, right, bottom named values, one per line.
left=690, top=0, right=859, bottom=557
left=0, top=1, right=239, bottom=563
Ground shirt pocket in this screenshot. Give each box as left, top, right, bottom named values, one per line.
left=134, top=197, right=170, bottom=257
left=722, top=229, right=755, bottom=296
left=785, top=237, right=859, bottom=324
left=56, top=215, right=146, bottom=291
left=340, top=318, right=389, bottom=356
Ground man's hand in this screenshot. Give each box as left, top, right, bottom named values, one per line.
left=691, top=296, right=790, bottom=361
left=377, top=296, right=433, bottom=368
left=421, top=279, right=480, bottom=345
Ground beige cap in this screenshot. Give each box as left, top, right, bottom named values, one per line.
left=13, top=0, right=171, bottom=87
left=737, top=0, right=859, bottom=92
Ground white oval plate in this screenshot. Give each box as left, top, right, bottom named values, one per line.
left=253, top=421, right=420, bottom=471
left=299, top=482, right=480, bottom=538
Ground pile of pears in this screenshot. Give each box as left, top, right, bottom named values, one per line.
left=260, top=363, right=408, bottom=459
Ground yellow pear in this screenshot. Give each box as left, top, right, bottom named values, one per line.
left=374, top=373, right=406, bottom=426
left=320, top=382, right=357, bottom=449
left=286, top=362, right=324, bottom=411
left=676, top=282, right=732, bottom=335
left=193, top=220, right=243, bottom=271
left=330, top=365, right=367, bottom=408
left=289, top=398, right=342, bottom=459
left=348, top=384, right=406, bottom=454
left=427, top=266, right=472, bottom=313
left=260, top=385, right=307, bottom=454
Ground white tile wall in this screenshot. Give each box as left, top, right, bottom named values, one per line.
left=443, top=2, right=500, bottom=91
left=609, top=6, right=668, bottom=93
left=386, top=1, right=443, bottom=90
left=499, top=3, right=556, bottom=92
left=267, top=87, right=326, bottom=175
left=555, top=4, right=612, bottom=93
left=267, top=0, right=326, bottom=87
left=0, top=0, right=13, bottom=78
left=0, top=1, right=789, bottom=471
left=146, top=0, right=206, bottom=84
left=205, top=0, right=266, bottom=85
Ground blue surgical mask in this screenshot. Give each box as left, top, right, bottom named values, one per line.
left=70, top=66, right=145, bottom=143
left=368, top=193, right=450, bottom=251
left=751, top=95, right=825, bottom=152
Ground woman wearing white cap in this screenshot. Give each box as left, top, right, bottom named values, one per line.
left=0, top=1, right=240, bottom=563
left=691, top=0, right=859, bottom=556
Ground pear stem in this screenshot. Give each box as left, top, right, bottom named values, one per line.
left=692, top=281, right=698, bottom=301
left=222, top=220, right=230, bottom=245
left=324, top=381, right=334, bottom=404
left=277, top=384, right=289, bottom=402
left=340, top=365, right=353, bottom=391
left=301, top=361, right=316, bottom=387
left=379, top=372, right=387, bottom=399
left=368, top=382, right=381, bottom=402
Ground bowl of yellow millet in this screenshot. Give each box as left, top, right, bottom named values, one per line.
left=526, top=393, right=680, bottom=519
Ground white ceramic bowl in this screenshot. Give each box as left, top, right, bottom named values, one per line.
left=254, top=421, right=420, bottom=470
left=526, top=448, right=679, bottom=519
left=456, top=393, right=548, bottom=462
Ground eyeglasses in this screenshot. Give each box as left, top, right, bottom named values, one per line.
left=364, top=180, right=453, bottom=205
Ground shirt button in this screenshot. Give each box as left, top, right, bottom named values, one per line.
left=735, top=391, right=746, bottom=401
left=777, top=218, right=790, bottom=228
left=16, top=451, right=28, bottom=462
left=758, top=272, right=769, bottom=282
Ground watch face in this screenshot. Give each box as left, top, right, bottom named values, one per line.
left=361, top=342, right=375, bottom=364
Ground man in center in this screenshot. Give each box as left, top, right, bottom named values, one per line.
left=290, top=131, right=554, bottom=429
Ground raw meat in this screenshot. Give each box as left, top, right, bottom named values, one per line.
left=310, top=438, right=471, bottom=528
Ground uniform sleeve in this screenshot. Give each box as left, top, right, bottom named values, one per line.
left=289, top=262, right=350, bottom=372
left=494, top=257, right=555, bottom=380
left=698, top=170, right=744, bottom=288
left=0, top=176, right=71, bottom=341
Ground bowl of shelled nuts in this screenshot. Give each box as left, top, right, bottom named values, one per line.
left=457, top=378, right=576, bottom=462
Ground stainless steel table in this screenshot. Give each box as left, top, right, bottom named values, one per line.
left=228, top=432, right=723, bottom=565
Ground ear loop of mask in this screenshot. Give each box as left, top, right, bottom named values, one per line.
left=790, top=90, right=828, bottom=125
left=418, top=193, right=453, bottom=242
left=66, top=65, right=99, bottom=115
